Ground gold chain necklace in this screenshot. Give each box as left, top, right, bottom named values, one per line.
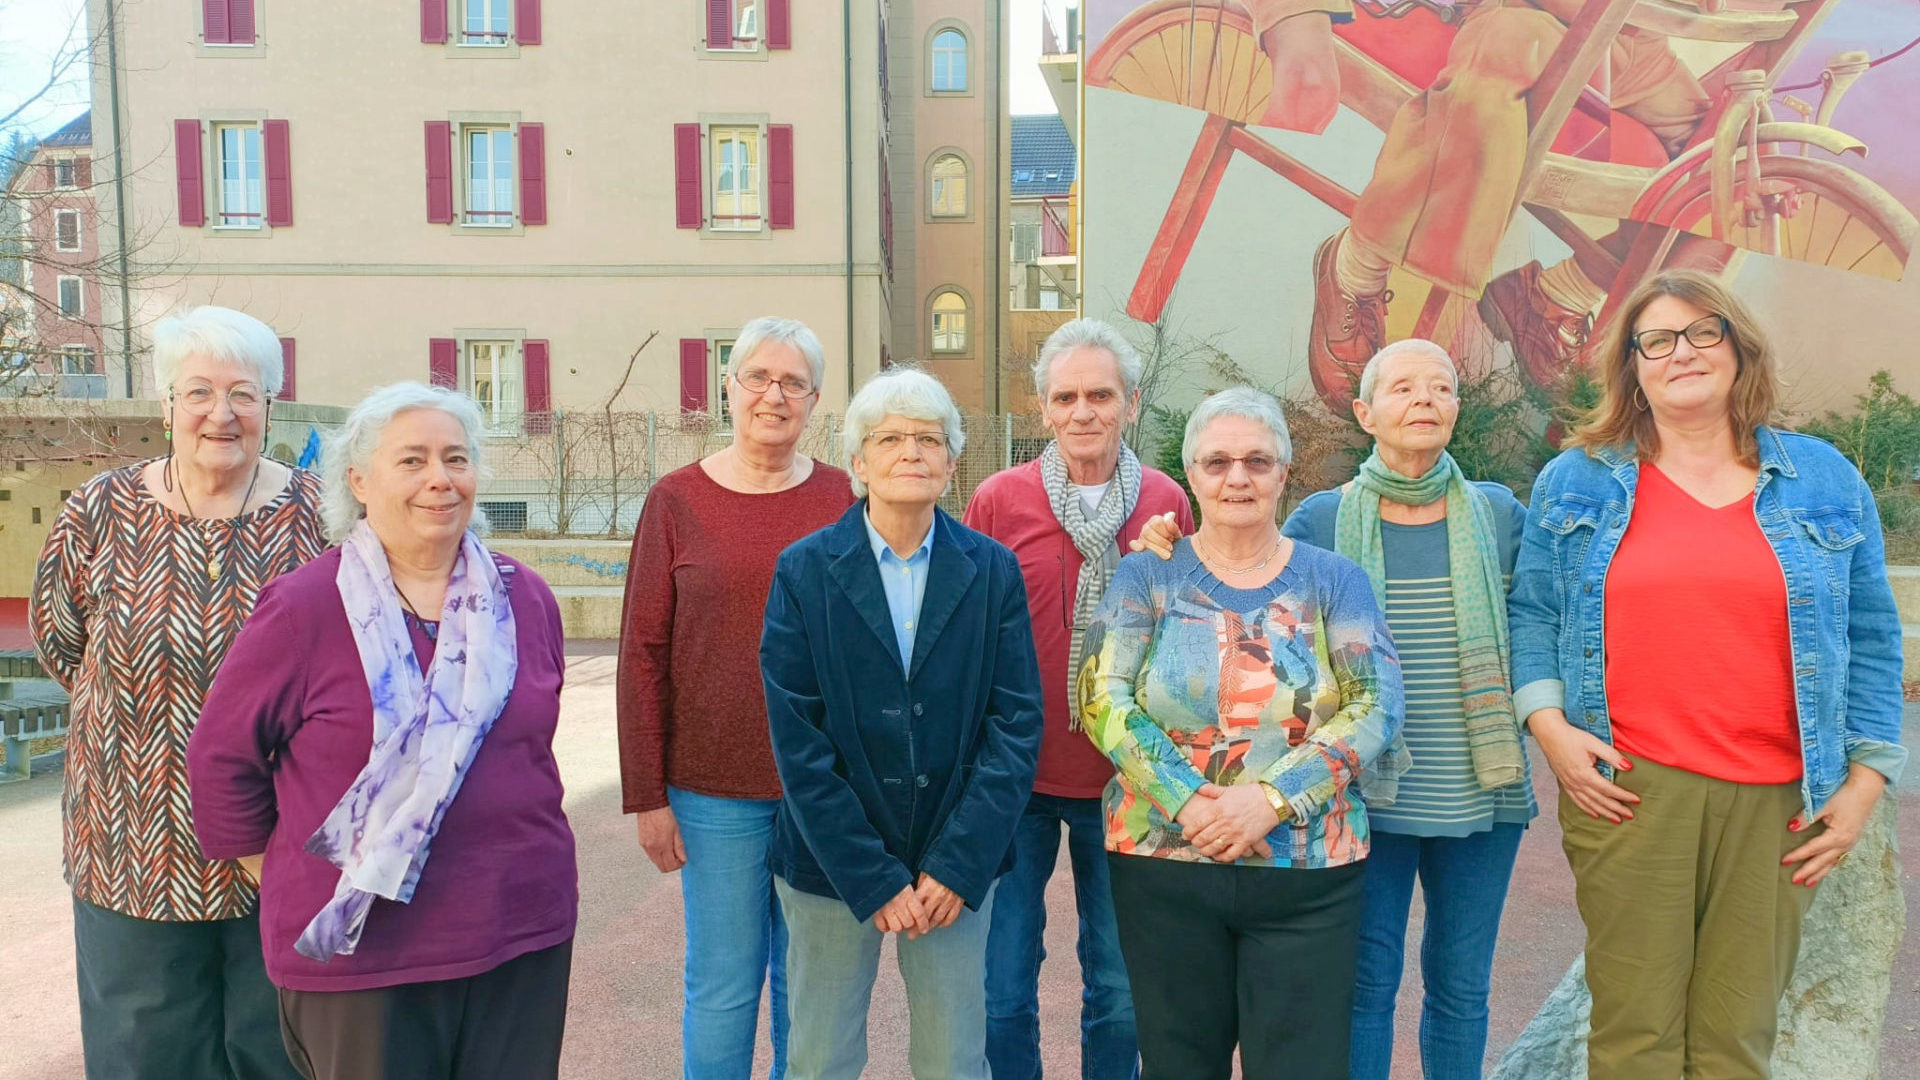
left=1196, top=530, right=1284, bottom=576
left=173, top=457, right=263, bottom=581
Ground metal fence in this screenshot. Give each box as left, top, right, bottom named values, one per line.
left=472, top=410, right=1055, bottom=537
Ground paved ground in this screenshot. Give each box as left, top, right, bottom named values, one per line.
left=1, top=652, right=1914, bottom=1079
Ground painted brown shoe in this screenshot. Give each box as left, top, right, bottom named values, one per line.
left=1307, top=231, right=1391, bottom=411
left=1479, top=261, right=1593, bottom=390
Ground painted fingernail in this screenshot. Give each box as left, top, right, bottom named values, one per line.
left=1619, top=760, right=1633, bottom=771
left=1789, top=820, right=1802, bottom=831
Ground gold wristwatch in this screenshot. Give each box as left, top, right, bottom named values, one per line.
left=1257, top=781, right=1292, bottom=823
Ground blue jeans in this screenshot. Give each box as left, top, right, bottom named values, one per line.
left=1349, top=824, right=1525, bottom=1080
left=669, top=787, right=789, bottom=1080
left=776, top=878, right=997, bottom=1080
left=984, top=794, right=1138, bottom=1080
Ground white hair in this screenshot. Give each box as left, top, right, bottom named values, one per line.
left=842, top=367, right=966, bottom=498
left=1031, top=317, right=1144, bottom=400
left=1182, top=386, right=1293, bottom=467
left=319, top=383, right=492, bottom=543
left=1357, top=338, right=1457, bottom=405
left=151, top=306, right=285, bottom=397
left=731, top=316, right=827, bottom=392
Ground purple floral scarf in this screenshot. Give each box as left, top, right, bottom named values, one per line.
left=295, top=520, right=518, bottom=962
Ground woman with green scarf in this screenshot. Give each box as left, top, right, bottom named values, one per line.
left=1280, top=338, right=1535, bottom=1080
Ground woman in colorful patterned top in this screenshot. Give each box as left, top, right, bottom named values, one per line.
left=1078, top=387, right=1402, bottom=1080
left=31, top=306, right=322, bottom=1080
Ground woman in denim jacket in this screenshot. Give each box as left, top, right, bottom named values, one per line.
left=1508, top=270, right=1905, bottom=1080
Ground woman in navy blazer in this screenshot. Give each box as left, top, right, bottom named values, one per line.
left=761, top=367, right=1044, bottom=1080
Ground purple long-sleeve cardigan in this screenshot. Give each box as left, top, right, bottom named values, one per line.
left=187, top=547, right=578, bottom=992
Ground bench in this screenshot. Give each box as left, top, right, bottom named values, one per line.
left=1, top=679, right=70, bottom=784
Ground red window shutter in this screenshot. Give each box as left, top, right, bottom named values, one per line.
left=263, top=119, right=293, bottom=227
left=203, top=0, right=229, bottom=44
left=522, top=339, right=552, bottom=433
left=278, top=338, right=296, bottom=401
left=229, top=0, right=256, bottom=44
left=680, top=338, right=709, bottom=412
left=517, top=123, right=546, bottom=226
left=425, top=122, right=454, bottom=224
left=766, top=0, right=790, bottom=48
left=429, top=338, right=459, bottom=388
left=74, top=156, right=91, bottom=189
left=706, top=0, right=732, bottom=47
left=674, top=123, right=702, bottom=229
left=175, top=120, right=205, bottom=227
left=768, top=125, right=794, bottom=229
left=421, top=0, right=447, bottom=42
left=515, top=0, right=541, bottom=45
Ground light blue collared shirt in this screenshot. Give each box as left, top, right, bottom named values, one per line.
left=863, top=509, right=936, bottom=667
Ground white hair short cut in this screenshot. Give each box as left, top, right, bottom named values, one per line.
left=1356, top=338, right=1457, bottom=405
left=842, top=367, right=966, bottom=498
left=1182, top=386, right=1293, bottom=467
left=319, top=383, right=492, bottom=543
left=1031, top=317, right=1144, bottom=400
left=732, top=316, right=827, bottom=392
left=151, top=306, right=286, bottom=397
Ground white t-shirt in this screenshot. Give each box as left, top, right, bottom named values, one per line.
left=1074, top=482, right=1111, bottom=519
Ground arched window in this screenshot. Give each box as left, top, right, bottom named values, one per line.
left=931, top=29, right=968, bottom=93
left=929, top=153, right=968, bottom=217
left=931, top=290, right=969, bottom=353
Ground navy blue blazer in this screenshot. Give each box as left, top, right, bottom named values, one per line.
left=761, top=502, right=1044, bottom=923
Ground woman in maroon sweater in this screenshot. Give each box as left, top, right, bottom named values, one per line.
left=617, top=316, right=854, bottom=1078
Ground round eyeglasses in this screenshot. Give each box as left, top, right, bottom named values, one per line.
left=172, top=384, right=268, bottom=416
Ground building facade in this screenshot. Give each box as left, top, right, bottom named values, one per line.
left=4, top=112, right=106, bottom=398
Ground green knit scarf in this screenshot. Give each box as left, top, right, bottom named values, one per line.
left=1334, top=449, right=1524, bottom=790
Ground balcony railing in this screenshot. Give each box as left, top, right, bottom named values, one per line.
left=1041, top=0, right=1078, bottom=55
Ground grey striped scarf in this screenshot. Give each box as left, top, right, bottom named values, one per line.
left=1041, top=440, right=1140, bottom=729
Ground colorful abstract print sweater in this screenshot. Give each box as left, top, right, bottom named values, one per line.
left=1077, top=540, right=1402, bottom=868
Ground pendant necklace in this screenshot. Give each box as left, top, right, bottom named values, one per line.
left=393, top=582, right=440, bottom=641
left=175, top=458, right=263, bottom=581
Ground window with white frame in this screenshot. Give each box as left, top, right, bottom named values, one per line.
left=466, top=340, right=523, bottom=431
left=1039, top=286, right=1064, bottom=310
left=464, top=127, right=516, bottom=227
left=461, top=0, right=510, bottom=45
left=55, top=209, right=81, bottom=252
left=710, top=126, right=761, bottom=231
left=930, top=290, right=968, bottom=353
left=214, top=122, right=264, bottom=229
left=735, top=0, right=759, bottom=43
left=57, top=276, right=82, bottom=317
left=930, top=154, right=968, bottom=217
left=714, top=339, right=736, bottom=420
left=53, top=159, right=76, bottom=189
left=931, top=29, right=968, bottom=92
left=705, top=0, right=759, bottom=50
left=61, top=346, right=95, bottom=374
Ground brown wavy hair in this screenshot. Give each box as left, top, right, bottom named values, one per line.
left=1565, top=269, right=1782, bottom=466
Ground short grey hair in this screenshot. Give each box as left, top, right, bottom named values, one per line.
left=319, top=383, right=492, bottom=543
left=731, top=316, right=827, bottom=392
left=1357, top=338, right=1457, bottom=405
left=151, top=306, right=285, bottom=397
left=1031, top=317, right=1143, bottom=400
left=1182, top=386, right=1293, bottom=467
left=842, top=367, right=966, bottom=498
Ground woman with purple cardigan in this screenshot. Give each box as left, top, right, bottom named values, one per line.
left=188, top=384, right=576, bottom=1080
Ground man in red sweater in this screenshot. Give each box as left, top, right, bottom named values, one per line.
left=963, top=319, right=1193, bottom=1080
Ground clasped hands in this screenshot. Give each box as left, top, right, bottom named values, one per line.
left=1177, top=782, right=1284, bottom=863
left=872, top=873, right=966, bottom=938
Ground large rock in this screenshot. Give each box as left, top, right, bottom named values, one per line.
left=1487, top=798, right=1905, bottom=1080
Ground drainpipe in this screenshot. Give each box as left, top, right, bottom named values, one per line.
left=843, top=0, right=855, bottom=399
left=105, top=0, right=134, bottom=397
left=988, top=0, right=1003, bottom=414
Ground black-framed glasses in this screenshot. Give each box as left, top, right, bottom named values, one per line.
left=733, top=369, right=817, bottom=399
left=864, top=430, right=950, bottom=456
left=1194, top=453, right=1281, bottom=477
left=172, top=383, right=269, bottom=416
left=1631, top=315, right=1727, bottom=360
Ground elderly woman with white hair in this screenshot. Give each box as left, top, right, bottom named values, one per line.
left=760, top=367, right=1043, bottom=1080
left=1078, top=386, right=1401, bottom=1080
left=616, top=316, right=853, bottom=1078
left=1280, top=340, right=1533, bottom=1080
left=31, top=305, right=319, bottom=1080
left=187, top=383, right=576, bottom=1080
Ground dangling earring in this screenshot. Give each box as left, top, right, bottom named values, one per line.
left=1632, top=385, right=1648, bottom=412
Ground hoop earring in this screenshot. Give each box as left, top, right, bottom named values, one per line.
left=1632, top=385, right=1648, bottom=412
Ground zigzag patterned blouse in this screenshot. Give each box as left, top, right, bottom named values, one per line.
left=31, top=461, right=326, bottom=921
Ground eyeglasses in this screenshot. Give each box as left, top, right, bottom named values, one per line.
left=864, top=430, right=950, bottom=456
left=172, top=384, right=268, bottom=416
left=733, top=369, right=817, bottom=399
left=1193, top=453, right=1282, bottom=477
left=1631, top=315, right=1727, bottom=360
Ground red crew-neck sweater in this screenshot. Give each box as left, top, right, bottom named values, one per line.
left=1604, top=463, right=1801, bottom=785
left=616, top=461, right=855, bottom=813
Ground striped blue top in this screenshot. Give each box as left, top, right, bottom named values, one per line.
left=1284, top=486, right=1538, bottom=837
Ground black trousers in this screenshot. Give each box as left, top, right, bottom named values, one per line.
left=1107, top=854, right=1365, bottom=1080
left=276, top=938, right=573, bottom=1080
left=72, top=896, right=300, bottom=1080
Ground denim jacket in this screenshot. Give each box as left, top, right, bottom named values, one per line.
left=1509, top=428, right=1907, bottom=814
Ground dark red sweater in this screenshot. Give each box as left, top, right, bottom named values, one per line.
left=617, top=460, right=855, bottom=813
